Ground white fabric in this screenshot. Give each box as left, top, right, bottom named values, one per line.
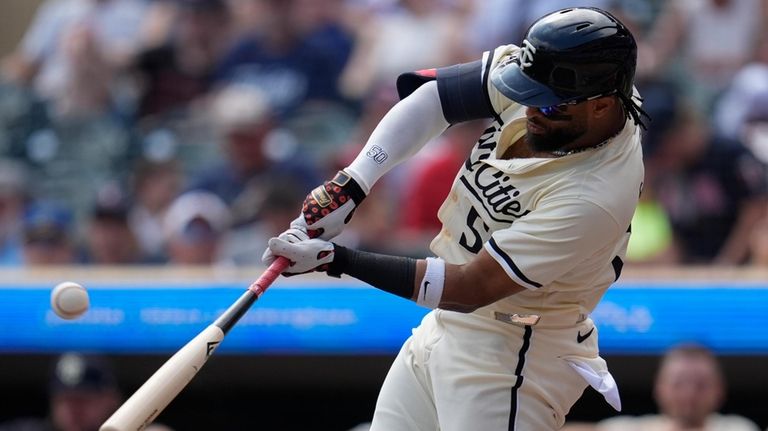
left=371, top=311, right=603, bottom=431
left=429, top=44, right=643, bottom=318
left=345, top=81, right=450, bottom=194
left=416, top=257, right=445, bottom=309
left=366, top=43, right=642, bottom=429
left=562, top=356, right=621, bottom=411
left=410, top=43, right=643, bottom=421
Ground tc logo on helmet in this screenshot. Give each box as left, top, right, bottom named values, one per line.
left=519, top=40, right=537, bottom=70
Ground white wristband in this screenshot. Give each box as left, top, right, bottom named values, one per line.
left=416, top=257, right=445, bottom=309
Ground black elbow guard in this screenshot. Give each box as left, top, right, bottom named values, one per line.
left=396, top=61, right=496, bottom=124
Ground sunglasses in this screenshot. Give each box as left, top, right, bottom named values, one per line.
left=537, top=101, right=579, bottom=117
left=536, top=91, right=618, bottom=118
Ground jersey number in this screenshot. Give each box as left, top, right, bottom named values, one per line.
left=459, top=207, right=490, bottom=253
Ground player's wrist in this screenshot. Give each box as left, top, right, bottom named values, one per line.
left=416, top=257, right=445, bottom=309
left=326, top=243, right=348, bottom=278
left=326, top=245, right=417, bottom=300
left=332, top=169, right=367, bottom=204
left=341, top=166, right=372, bottom=195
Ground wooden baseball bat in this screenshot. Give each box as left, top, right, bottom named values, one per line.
left=100, top=257, right=290, bottom=431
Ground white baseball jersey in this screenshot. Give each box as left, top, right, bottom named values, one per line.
left=369, top=44, right=644, bottom=431
left=430, top=45, right=644, bottom=326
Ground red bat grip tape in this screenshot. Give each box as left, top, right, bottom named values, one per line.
left=248, top=256, right=290, bottom=295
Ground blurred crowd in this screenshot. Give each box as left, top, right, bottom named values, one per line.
left=1, top=0, right=768, bottom=267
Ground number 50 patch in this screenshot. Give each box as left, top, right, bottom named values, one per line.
left=366, top=145, right=389, bottom=164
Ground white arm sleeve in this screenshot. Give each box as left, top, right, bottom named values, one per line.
left=345, top=81, right=450, bottom=193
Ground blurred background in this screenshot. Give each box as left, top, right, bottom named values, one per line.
left=0, top=0, right=767, bottom=430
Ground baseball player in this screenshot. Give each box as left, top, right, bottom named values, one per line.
left=264, top=7, right=648, bottom=431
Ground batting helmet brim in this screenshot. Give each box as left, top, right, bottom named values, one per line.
left=490, top=62, right=564, bottom=108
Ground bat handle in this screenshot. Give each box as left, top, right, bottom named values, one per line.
left=248, top=256, right=290, bottom=296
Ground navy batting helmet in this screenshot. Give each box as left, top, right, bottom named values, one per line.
left=491, top=7, right=639, bottom=110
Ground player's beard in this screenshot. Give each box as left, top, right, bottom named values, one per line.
left=526, top=120, right=587, bottom=153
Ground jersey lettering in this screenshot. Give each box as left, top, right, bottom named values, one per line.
left=473, top=164, right=531, bottom=219
left=459, top=206, right=490, bottom=253
left=464, top=125, right=498, bottom=171
left=459, top=132, right=532, bottom=224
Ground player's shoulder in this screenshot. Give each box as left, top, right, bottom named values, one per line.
left=487, top=44, right=519, bottom=65
left=480, top=44, right=523, bottom=114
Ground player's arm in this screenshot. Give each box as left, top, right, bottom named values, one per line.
left=267, top=236, right=524, bottom=312
left=267, top=198, right=623, bottom=312
left=260, top=80, right=450, bottom=247
left=268, top=54, right=504, bottom=244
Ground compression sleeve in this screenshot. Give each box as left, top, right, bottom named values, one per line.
left=345, top=81, right=450, bottom=194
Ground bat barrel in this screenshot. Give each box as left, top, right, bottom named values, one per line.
left=100, top=258, right=288, bottom=431
left=99, top=325, right=224, bottom=431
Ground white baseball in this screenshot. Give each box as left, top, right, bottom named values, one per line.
left=51, top=281, right=89, bottom=319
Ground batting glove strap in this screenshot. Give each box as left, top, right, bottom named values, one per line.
left=327, top=245, right=417, bottom=300
left=302, top=170, right=366, bottom=238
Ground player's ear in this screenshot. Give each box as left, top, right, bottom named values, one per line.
left=591, top=96, right=617, bottom=119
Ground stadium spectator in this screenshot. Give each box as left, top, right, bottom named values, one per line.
left=1, top=0, right=149, bottom=120
left=219, top=178, right=308, bottom=265
left=21, top=201, right=77, bottom=265
left=339, top=0, right=467, bottom=101
left=647, top=106, right=768, bottom=264
left=750, top=216, right=768, bottom=266
left=130, top=0, right=231, bottom=122
left=81, top=183, right=142, bottom=264
left=128, top=157, right=183, bottom=263
left=624, top=189, right=675, bottom=265
left=0, top=352, right=121, bottom=431
left=163, top=190, right=230, bottom=265
left=399, top=119, right=484, bottom=234
left=461, top=0, right=528, bottom=53
left=588, top=344, right=760, bottom=431
left=187, top=84, right=319, bottom=205
left=740, top=89, right=768, bottom=164
left=213, top=0, right=353, bottom=118
left=645, top=0, right=763, bottom=114
left=712, top=35, right=768, bottom=141
left=0, top=159, right=28, bottom=266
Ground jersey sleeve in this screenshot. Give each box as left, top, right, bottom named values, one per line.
left=483, top=198, right=622, bottom=290
left=395, top=44, right=520, bottom=125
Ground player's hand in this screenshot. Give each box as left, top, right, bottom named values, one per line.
left=261, top=224, right=308, bottom=267
left=266, top=235, right=335, bottom=275
left=300, top=170, right=366, bottom=240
